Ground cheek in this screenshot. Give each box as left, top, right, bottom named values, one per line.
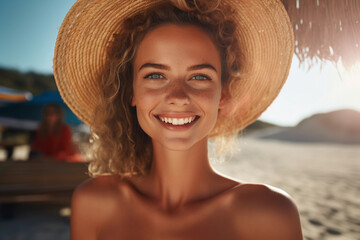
left=192, top=87, right=222, bottom=113
left=133, top=88, right=164, bottom=137
left=133, top=87, right=162, bottom=122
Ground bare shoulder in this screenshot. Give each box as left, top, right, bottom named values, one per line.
left=73, top=174, right=120, bottom=193
left=232, top=183, right=303, bottom=240
left=71, top=175, right=124, bottom=240
left=72, top=174, right=121, bottom=207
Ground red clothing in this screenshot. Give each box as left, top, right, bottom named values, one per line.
left=32, top=124, right=82, bottom=162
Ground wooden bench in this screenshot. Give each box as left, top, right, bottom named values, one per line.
left=0, top=160, right=89, bottom=204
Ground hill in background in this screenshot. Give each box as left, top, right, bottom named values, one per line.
left=0, top=67, right=56, bottom=95
left=249, top=109, right=360, bottom=145
left=242, top=120, right=278, bottom=135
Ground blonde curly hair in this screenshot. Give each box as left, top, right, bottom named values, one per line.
left=88, top=0, right=241, bottom=177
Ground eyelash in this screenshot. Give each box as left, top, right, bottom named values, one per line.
left=191, top=74, right=211, bottom=81
left=144, top=73, right=212, bottom=81
left=144, top=73, right=164, bottom=79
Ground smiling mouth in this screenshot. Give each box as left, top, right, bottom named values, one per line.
left=155, top=115, right=200, bottom=126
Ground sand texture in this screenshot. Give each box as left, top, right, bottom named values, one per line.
left=212, top=135, right=360, bottom=240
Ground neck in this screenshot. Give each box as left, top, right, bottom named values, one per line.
left=146, top=137, right=218, bottom=210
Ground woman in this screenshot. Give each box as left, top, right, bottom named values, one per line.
left=32, top=103, right=82, bottom=162
left=54, top=0, right=303, bottom=239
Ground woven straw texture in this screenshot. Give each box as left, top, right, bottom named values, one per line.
left=53, top=0, right=294, bottom=137
left=282, top=0, right=360, bottom=70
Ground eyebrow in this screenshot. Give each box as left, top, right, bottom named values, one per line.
left=138, top=63, right=218, bottom=72
left=138, top=63, right=170, bottom=71
left=188, top=64, right=217, bottom=72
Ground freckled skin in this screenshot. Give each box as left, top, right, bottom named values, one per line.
left=132, top=24, right=224, bottom=151
left=71, top=25, right=303, bottom=240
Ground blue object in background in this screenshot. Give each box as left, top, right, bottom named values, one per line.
left=0, top=86, right=33, bottom=103
left=0, top=90, right=83, bottom=128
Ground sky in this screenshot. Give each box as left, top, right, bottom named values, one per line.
left=0, top=0, right=359, bottom=127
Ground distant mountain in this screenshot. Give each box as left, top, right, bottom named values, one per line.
left=249, top=109, right=360, bottom=144
left=242, top=120, right=278, bottom=134
left=0, top=67, right=56, bottom=94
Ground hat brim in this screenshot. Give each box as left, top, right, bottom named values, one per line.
left=53, top=0, right=294, bottom=137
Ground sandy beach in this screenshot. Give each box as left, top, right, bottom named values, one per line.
left=212, top=134, right=360, bottom=240
left=1, top=133, right=360, bottom=240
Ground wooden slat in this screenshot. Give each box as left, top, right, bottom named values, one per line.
left=0, top=160, right=90, bottom=203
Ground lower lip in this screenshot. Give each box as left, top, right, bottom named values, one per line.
left=155, top=116, right=199, bottom=131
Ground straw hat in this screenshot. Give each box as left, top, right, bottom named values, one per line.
left=53, top=0, right=294, bottom=137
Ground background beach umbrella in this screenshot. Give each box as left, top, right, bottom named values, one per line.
left=0, top=90, right=82, bottom=130
left=0, top=86, right=32, bottom=103
left=281, top=0, right=360, bottom=70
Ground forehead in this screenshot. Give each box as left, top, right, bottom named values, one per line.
left=134, top=24, right=221, bottom=70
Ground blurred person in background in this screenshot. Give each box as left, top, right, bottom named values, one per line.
left=31, top=103, right=83, bottom=162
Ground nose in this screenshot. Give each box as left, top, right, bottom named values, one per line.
left=165, top=81, right=190, bottom=106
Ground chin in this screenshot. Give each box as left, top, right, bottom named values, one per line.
left=153, top=134, right=209, bottom=152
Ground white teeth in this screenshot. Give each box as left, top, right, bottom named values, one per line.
left=158, top=116, right=197, bottom=125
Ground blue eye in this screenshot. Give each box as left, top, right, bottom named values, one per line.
left=191, top=75, right=211, bottom=81
left=145, top=73, right=164, bottom=79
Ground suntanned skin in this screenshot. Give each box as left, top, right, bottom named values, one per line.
left=71, top=24, right=303, bottom=240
